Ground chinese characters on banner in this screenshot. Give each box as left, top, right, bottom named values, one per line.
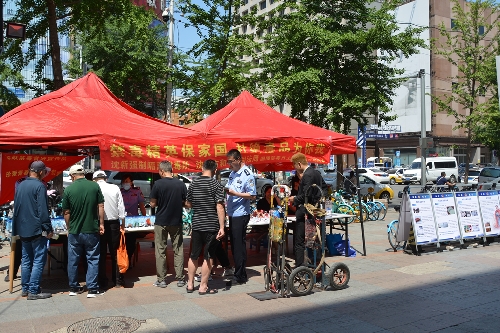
left=0, top=153, right=85, bottom=204
left=100, top=139, right=330, bottom=172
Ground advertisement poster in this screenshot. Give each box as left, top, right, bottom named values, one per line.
left=455, top=192, right=484, bottom=239
left=477, top=190, right=500, bottom=237
left=409, top=193, right=437, bottom=244
left=431, top=193, right=461, bottom=241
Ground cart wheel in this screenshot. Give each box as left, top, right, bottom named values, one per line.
left=263, top=265, right=270, bottom=291
left=182, top=223, right=191, bottom=236
left=288, top=266, right=314, bottom=296
left=328, top=263, right=350, bottom=290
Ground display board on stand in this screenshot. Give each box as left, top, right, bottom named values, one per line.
left=455, top=192, right=485, bottom=240
left=409, top=194, right=438, bottom=245
left=431, top=193, right=461, bottom=242
left=477, top=190, right=500, bottom=237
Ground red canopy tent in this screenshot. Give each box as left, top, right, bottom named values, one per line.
left=0, top=73, right=206, bottom=173
left=192, top=91, right=356, bottom=171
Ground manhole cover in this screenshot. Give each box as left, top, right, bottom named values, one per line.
left=67, top=316, right=144, bottom=333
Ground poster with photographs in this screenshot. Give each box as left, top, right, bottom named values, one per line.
left=477, top=190, right=500, bottom=237
left=51, top=218, right=67, bottom=234
left=431, top=193, right=461, bottom=241
left=409, top=194, right=438, bottom=244
left=455, top=192, right=484, bottom=239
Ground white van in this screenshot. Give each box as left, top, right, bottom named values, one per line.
left=403, top=157, right=458, bottom=184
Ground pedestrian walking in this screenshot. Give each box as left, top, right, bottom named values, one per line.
left=150, top=160, right=187, bottom=288
left=12, top=160, right=54, bottom=300
left=62, top=164, right=105, bottom=298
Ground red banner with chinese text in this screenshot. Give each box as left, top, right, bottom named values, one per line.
left=0, top=153, right=85, bottom=204
left=99, top=138, right=330, bottom=173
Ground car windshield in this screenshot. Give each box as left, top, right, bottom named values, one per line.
left=469, top=170, right=481, bottom=176
left=410, top=162, right=421, bottom=169
left=387, top=169, right=397, bottom=174
left=369, top=168, right=384, bottom=173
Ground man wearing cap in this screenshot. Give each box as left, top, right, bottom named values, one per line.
left=93, top=170, right=126, bottom=289
left=62, top=165, right=105, bottom=298
left=12, top=160, right=54, bottom=300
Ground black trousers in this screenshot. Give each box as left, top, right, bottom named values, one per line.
left=229, top=215, right=250, bottom=282
left=294, top=207, right=306, bottom=267
left=98, top=220, right=121, bottom=287
left=214, top=239, right=230, bottom=268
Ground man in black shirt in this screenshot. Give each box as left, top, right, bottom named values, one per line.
left=185, top=160, right=225, bottom=294
left=150, top=160, right=187, bottom=288
left=288, top=153, right=328, bottom=267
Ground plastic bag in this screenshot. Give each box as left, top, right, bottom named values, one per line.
left=334, top=236, right=356, bottom=257
left=117, top=230, right=129, bottom=274
left=326, top=233, right=343, bottom=255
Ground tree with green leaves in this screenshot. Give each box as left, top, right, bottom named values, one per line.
left=431, top=0, right=500, bottom=180
left=72, top=6, right=171, bottom=118
left=174, top=0, right=259, bottom=121
left=2, top=0, right=134, bottom=95
left=258, top=0, right=424, bottom=134
left=0, top=63, right=24, bottom=112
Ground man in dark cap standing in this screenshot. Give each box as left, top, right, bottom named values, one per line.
left=12, top=160, right=54, bottom=300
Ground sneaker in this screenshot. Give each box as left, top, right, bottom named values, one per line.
left=87, top=289, right=105, bottom=298
left=232, top=277, right=248, bottom=285
left=194, top=274, right=213, bottom=282
left=21, top=290, right=29, bottom=297
left=176, top=280, right=186, bottom=287
left=69, top=286, right=84, bottom=296
left=222, top=267, right=234, bottom=277
left=153, top=280, right=167, bottom=288
left=27, top=292, right=52, bottom=300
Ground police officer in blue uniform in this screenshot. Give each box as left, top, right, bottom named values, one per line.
left=120, top=174, right=147, bottom=261
left=226, top=149, right=256, bottom=284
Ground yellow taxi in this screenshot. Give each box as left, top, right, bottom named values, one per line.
left=387, top=168, right=406, bottom=185
left=358, top=175, right=394, bottom=200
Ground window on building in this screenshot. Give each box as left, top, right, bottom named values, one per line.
left=452, top=82, right=458, bottom=93
left=257, top=29, right=263, bottom=37
left=479, top=25, right=485, bottom=35
left=244, top=0, right=249, bottom=4
left=242, top=10, right=248, bottom=16
left=251, top=5, right=257, bottom=13
left=260, top=1, right=266, bottom=10
left=179, top=120, right=184, bottom=126
left=267, top=25, right=272, bottom=34
left=451, top=19, right=456, bottom=29
left=242, top=25, right=247, bottom=34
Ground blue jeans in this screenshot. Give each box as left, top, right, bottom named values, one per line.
left=67, top=233, right=100, bottom=290
left=21, top=236, right=48, bottom=294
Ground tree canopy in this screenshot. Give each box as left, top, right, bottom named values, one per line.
left=173, top=0, right=259, bottom=121
left=72, top=6, right=170, bottom=118
left=258, top=0, right=425, bottom=134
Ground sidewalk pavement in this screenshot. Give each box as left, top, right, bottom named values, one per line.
left=1, top=209, right=500, bottom=333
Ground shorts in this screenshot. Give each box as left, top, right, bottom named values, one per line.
left=190, top=230, right=217, bottom=260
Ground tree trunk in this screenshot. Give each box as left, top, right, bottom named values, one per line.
left=47, top=0, right=64, bottom=90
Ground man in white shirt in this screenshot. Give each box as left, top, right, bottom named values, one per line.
left=93, top=170, right=126, bottom=289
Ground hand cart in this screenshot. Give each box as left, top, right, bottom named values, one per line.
left=288, top=184, right=350, bottom=296
left=263, top=185, right=291, bottom=298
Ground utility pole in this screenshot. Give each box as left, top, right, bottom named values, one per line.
left=418, top=69, right=427, bottom=186
left=163, top=0, right=175, bottom=123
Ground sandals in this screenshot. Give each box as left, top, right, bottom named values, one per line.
left=198, top=288, right=218, bottom=295
left=186, top=286, right=195, bottom=293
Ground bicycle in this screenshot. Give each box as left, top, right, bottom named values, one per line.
left=387, top=219, right=405, bottom=251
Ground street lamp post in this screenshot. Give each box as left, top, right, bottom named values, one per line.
left=418, top=69, right=427, bottom=186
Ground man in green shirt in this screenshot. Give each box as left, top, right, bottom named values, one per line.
left=62, top=164, right=105, bottom=298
